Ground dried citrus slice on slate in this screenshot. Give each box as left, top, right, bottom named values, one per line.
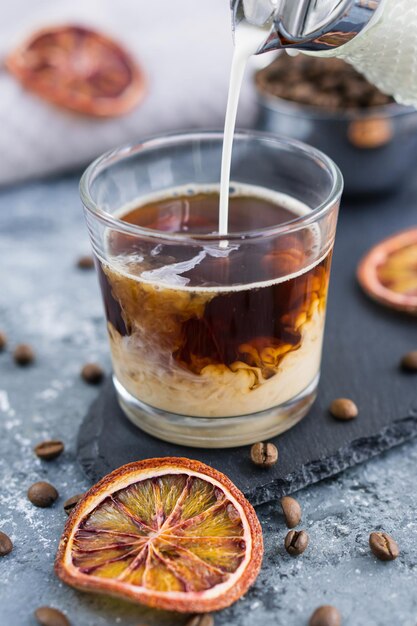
left=55, top=458, right=263, bottom=612
left=6, top=25, right=145, bottom=117
left=357, top=227, right=417, bottom=315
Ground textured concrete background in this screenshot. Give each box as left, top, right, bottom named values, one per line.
left=1, top=175, right=417, bottom=626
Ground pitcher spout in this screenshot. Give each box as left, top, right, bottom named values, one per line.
left=231, top=0, right=382, bottom=54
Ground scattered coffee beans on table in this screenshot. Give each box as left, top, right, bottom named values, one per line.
left=309, top=605, right=342, bottom=626
left=76, top=255, right=94, bottom=270
left=280, top=496, right=302, bottom=528
left=63, top=493, right=84, bottom=515
left=34, top=440, right=64, bottom=461
left=34, top=606, right=71, bottom=626
left=329, top=398, right=358, bottom=421
left=400, top=351, right=417, bottom=372
left=0, top=331, right=7, bottom=350
left=13, top=343, right=35, bottom=366
left=186, top=615, right=214, bottom=626
left=284, top=529, right=309, bottom=556
left=369, top=531, right=399, bottom=561
left=250, top=442, right=278, bottom=468
left=81, top=362, right=104, bottom=385
left=28, top=481, right=59, bottom=508
left=0, top=531, right=13, bottom=556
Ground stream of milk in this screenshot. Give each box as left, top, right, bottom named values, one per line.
left=218, top=22, right=271, bottom=236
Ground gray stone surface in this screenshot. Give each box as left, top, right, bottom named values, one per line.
left=1, top=175, right=417, bottom=626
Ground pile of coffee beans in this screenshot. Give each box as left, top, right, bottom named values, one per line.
left=256, top=55, right=393, bottom=110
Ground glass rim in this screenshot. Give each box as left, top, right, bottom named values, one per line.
left=80, top=129, right=343, bottom=243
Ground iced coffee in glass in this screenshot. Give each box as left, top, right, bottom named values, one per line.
left=81, top=131, right=342, bottom=447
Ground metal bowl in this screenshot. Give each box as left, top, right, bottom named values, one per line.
left=254, top=86, right=417, bottom=195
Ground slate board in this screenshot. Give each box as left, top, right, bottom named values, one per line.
left=77, top=191, right=417, bottom=506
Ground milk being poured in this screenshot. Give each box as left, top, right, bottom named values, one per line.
left=220, top=0, right=417, bottom=234
left=218, top=22, right=271, bottom=236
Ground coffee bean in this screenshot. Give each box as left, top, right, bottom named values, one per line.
left=309, top=605, right=341, bottom=626
left=28, top=481, right=59, bottom=508
left=81, top=362, right=104, bottom=385
left=369, top=531, right=399, bottom=561
left=329, top=398, right=358, bottom=421
left=0, top=331, right=7, bottom=351
left=284, top=529, right=309, bottom=556
left=0, top=531, right=13, bottom=556
left=185, top=615, right=214, bottom=626
left=13, top=343, right=35, bottom=366
left=77, top=255, right=94, bottom=270
left=280, top=496, right=302, bottom=528
left=250, top=442, right=278, bottom=468
left=63, top=493, right=84, bottom=515
left=400, top=351, right=417, bottom=372
left=34, top=440, right=64, bottom=461
left=34, top=606, right=71, bottom=626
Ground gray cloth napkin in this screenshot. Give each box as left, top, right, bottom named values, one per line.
left=0, top=0, right=259, bottom=185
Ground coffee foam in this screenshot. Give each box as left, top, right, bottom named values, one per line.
left=103, top=183, right=325, bottom=293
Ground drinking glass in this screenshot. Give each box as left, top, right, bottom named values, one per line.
left=80, top=131, right=342, bottom=447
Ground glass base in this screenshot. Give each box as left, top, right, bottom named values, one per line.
left=113, top=374, right=319, bottom=448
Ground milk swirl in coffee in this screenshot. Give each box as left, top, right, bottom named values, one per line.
left=96, top=184, right=331, bottom=418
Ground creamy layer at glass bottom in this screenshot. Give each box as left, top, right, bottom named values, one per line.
left=108, top=308, right=325, bottom=419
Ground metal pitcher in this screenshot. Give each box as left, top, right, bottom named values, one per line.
left=231, top=0, right=382, bottom=53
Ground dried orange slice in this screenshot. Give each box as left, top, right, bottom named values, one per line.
left=357, top=227, right=417, bottom=315
left=6, top=25, right=145, bottom=117
left=55, top=458, right=263, bottom=612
